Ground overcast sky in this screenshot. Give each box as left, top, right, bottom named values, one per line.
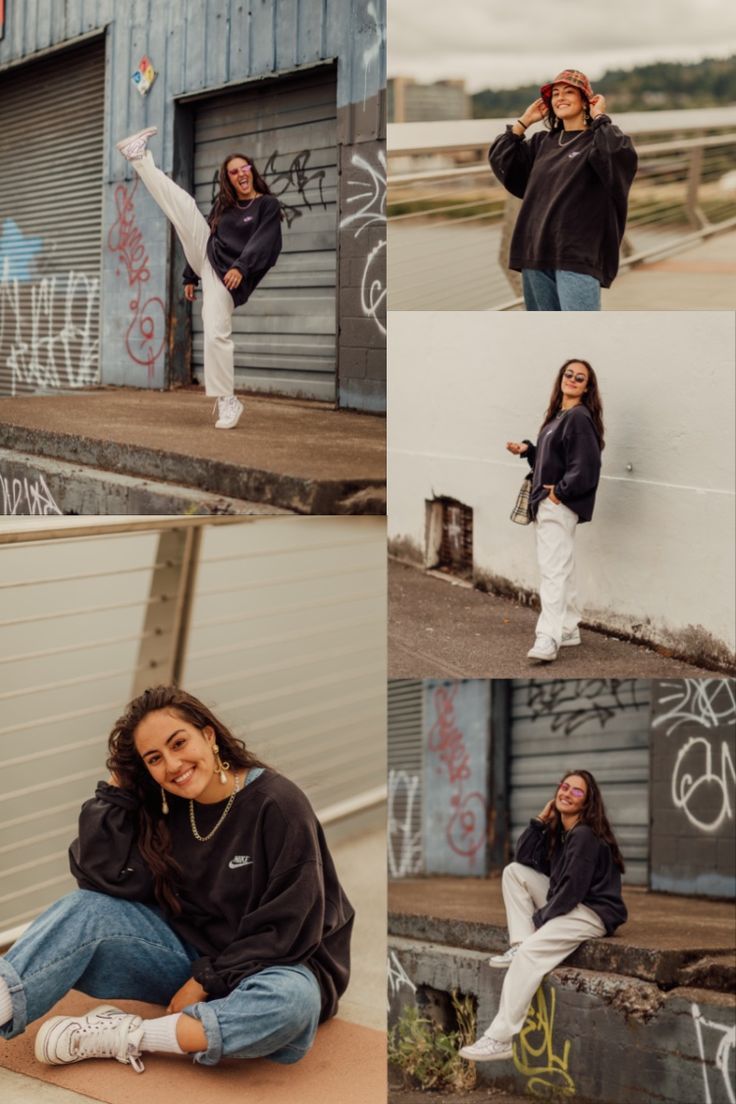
left=389, top=0, right=736, bottom=93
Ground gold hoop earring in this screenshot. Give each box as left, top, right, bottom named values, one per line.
left=213, top=743, right=230, bottom=785
left=161, top=786, right=169, bottom=815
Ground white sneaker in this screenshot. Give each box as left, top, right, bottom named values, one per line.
left=214, top=395, right=244, bottom=429
left=115, top=126, right=158, bottom=161
left=527, top=634, right=559, bottom=661
left=560, top=628, right=581, bottom=647
left=35, top=1004, right=145, bottom=1072
left=488, top=945, right=520, bottom=968
left=459, top=1035, right=513, bottom=1062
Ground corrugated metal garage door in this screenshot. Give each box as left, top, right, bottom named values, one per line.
left=509, top=679, right=652, bottom=885
left=387, top=679, right=424, bottom=877
left=0, top=38, right=104, bottom=396
left=190, top=66, right=337, bottom=400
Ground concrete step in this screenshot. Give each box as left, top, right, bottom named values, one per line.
left=0, top=449, right=292, bottom=515
left=388, top=934, right=736, bottom=1104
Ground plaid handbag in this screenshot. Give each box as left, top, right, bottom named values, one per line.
left=510, top=473, right=533, bottom=525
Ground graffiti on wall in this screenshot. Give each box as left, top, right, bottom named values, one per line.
left=1, top=470, right=62, bottom=515
left=691, top=1002, right=735, bottom=1104
left=654, top=680, right=736, bottom=835
left=388, top=768, right=422, bottom=878
left=427, top=683, right=487, bottom=862
left=513, top=983, right=576, bottom=1099
left=387, top=949, right=417, bottom=1011
left=361, top=0, right=386, bottom=107
left=340, top=149, right=386, bottom=336
left=263, top=150, right=328, bottom=227
left=108, top=179, right=166, bottom=382
left=526, top=679, right=647, bottom=735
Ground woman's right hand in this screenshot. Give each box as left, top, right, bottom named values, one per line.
left=506, top=441, right=528, bottom=455
left=184, top=284, right=197, bottom=302
left=536, top=798, right=558, bottom=824
left=520, top=98, right=548, bottom=127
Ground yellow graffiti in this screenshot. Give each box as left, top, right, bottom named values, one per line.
left=512, top=983, right=576, bottom=1099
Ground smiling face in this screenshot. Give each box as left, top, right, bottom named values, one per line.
left=134, top=708, right=224, bottom=805
left=550, top=83, right=586, bottom=125
left=555, top=774, right=588, bottom=820
left=560, top=360, right=589, bottom=403
left=226, top=157, right=255, bottom=200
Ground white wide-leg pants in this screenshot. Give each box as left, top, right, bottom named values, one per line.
left=132, top=151, right=235, bottom=397
left=485, top=861, right=605, bottom=1042
left=534, top=497, right=580, bottom=646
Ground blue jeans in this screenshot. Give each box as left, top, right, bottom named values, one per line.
left=0, top=889, right=321, bottom=1066
left=522, top=268, right=601, bottom=311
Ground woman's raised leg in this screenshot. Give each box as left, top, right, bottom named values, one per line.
left=131, top=151, right=211, bottom=278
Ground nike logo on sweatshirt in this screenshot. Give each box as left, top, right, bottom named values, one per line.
left=228, top=855, right=253, bottom=868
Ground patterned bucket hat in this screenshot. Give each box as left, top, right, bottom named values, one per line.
left=540, top=69, right=594, bottom=106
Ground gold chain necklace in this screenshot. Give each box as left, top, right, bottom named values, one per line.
left=189, top=770, right=242, bottom=842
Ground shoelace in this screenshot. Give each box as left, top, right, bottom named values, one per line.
left=70, top=1018, right=144, bottom=1071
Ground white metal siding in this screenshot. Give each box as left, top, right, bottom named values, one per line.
left=190, top=67, right=338, bottom=400
left=0, top=37, right=105, bottom=396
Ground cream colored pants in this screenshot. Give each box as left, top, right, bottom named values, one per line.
left=534, top=497, right=580, bottom=645
left=485, top=861, right=606, bottom=1042
left=133, top=151, right=235, bottom=397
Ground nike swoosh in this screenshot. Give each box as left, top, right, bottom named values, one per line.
left=228, top=857, right=253, bottom=869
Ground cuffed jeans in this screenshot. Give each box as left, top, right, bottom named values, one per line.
left=534, top=496, right=580, bottom=646
left=0, top=889, right=321, bottom=1066
left=133, top=151, right=236, bottom=397
left=522, top=269, right=601, bottom=311
left=485, top=862, right=606, bottom=1042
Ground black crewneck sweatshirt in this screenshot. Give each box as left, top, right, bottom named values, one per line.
left=521, top=404, right=602, bottom=522
left=69, top=771, right=353, bottom=1022
left=182, top=194, right=283, bottom=308
left=489, top=116, right=637, bottom=288
left=515, top=818, right=627, bottom=935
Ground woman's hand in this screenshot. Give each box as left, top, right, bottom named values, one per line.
left=520, top=98, right=548, bottom=127
left=537, top=798, right=558, bottom=825
left=543, top=484, right=560, bottom=504
left=184, top=284, right=197, bottom=302
left=506, top=441, right=528, bottom=455
left=588, top=94, right=607, bottom=119
left=223, top=268, right=243, bottom=290
left=166, top=977, right=208, bottom=1014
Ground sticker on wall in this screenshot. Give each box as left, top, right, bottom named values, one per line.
left=132, top=56, right=156, bottom=96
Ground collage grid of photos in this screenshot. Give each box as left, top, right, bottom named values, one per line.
left=0, top=3, right=734, bottom=1104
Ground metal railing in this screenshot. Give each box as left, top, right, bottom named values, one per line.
left=388, top=108, right=736, bottom=309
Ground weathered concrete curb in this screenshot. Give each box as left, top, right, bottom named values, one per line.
left=388, top=936, right=736, bottom=1104
left=0, top=425, right=386, bottom=515
left=0, top=449, right=291, bottom=516
left=388, top=910, right=734, bottom=991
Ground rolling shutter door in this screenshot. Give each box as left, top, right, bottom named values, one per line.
left=0, top=38, right=105, bottom=396
left=190, top=66, right=337, bottom=400
left=388, top=680, right=424, bottom=877
left=509, top=679, right=652, bottom=885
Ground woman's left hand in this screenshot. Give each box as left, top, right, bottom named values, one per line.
left=543, top=484, right=561, bottom=504
left=223, top=268, right=243, bottom=290
left=166, top=977, right=208, bottom=1013
left=589, top=94, right=607, bottom=118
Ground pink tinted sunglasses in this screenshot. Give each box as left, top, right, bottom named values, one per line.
left=558, top=781, right=585, bottom=800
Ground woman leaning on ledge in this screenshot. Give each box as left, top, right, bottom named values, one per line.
left=489, top=69, right=638, bottom=311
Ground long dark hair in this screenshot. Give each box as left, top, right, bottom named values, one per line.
left=543, top=91, right=593, bottom=133
left=107, top=686, right=267, bottom=916
left=550, top=768, right=625, bottom=872
left=208, top=152, right=281, bottom=231
left=540, top=358, right=605, bottom=450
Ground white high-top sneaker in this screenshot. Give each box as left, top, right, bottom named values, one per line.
left=459, top=1035, right=513, bottom=1062
left=214, top=395, right=244, bottom=429
left=35, top=1004, right=146, bottom=1073
left=527, top=633, right=559, bottom=662
left=115, top=127, right=158, bottom=161
left=488, top=944, right=520, bottom=968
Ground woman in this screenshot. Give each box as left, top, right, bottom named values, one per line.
left=489, top=70, right=637, bottom=311
left=460, top=769, right=627, bottom=1063
left=116, top=127, right=283, bottom=429
left=0, top=687, right=353, bottom=1073
left=507, top=358, right=604, bottom=662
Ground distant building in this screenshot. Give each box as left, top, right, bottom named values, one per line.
left=389, top=77, right=470, bottom=123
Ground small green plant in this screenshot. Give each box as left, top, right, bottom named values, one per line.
left=388, top=991, right=477, bottom=1092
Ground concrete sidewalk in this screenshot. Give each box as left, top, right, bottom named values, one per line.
left=604, top=232, right=736, bottom=310
left=0, top=389, right=386, bottom=515
left=389, top=559, right=727, bottom=678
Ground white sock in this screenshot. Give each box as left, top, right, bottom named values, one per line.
left=0, top=975, right=13, bottom=1026
left=140, top=1013, right=185, bottom=1055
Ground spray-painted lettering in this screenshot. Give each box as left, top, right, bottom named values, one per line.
left=513, top=983, right=576, bottom=1098
left=0, top=471, right=62, bottom=515
left=691, top=1001, right=735, bottom=1104
left=526, top=679, right=646, bottom=735
left=340, top=150, right=387, bottom=337
left=388, top=769, right=422, bottom=878
left=427, top=684, right=487, bottom=860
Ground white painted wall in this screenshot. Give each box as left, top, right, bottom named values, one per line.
left=388, top=311, right=736, bottom=659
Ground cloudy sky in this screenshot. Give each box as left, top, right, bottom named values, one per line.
left=389, top=0, right=736, bottom=92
